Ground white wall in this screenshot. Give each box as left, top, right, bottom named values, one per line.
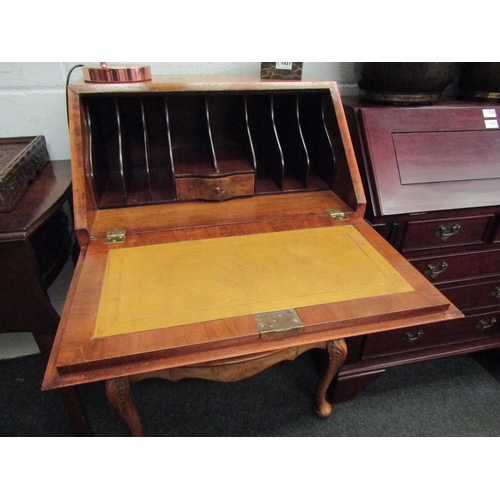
left=0, top=62, right=358, bottom=161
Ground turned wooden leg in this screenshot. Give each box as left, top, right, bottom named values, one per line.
left=314, top=338, right=348, bottom=418
left=105, top=377, right=143, bottom=437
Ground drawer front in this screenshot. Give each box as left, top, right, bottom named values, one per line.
left=402, top=215, right=493, bottom=252
left=362, top=311, right=500, bottom=359
left=409, top=249, right=500, bottom=284
left=439, top=279, right=500, bottom=311
left=176, top=173, right=255, bottom=201
left=493, top=216, right=500, bottom=243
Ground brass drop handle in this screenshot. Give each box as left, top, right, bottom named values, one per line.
left=476, top=317, right=497, bottom=331
left=425, top=261, right=448, bottom=279
left=436, top=223, right=460, bottom=241
left=403, top=329, right=424, bottom=342
left=492, top=286, right=500, bottom=299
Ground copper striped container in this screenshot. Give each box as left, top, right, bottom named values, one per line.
left=83, top=63, right=152, bottom=83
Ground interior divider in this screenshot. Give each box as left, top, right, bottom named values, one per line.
left=298, top=92, right=336, bottom=189
left=246, top=93, right=285, bottom=192
left=115, top=99, right=129, bottom=202
left=204, top=96, right=219, bottom=173
left=206, top=94, right=256, bottom=176
left=162, top=97, right=177, bottom=200
left=83, top=101, right=101, bottom=205
left=86, top=97, right=123, bottom=206
left=140, top=98, right=154, bottom=201
left=84, top=89, right=336, bottom=208
left=168, top=93, right=217, bottom=178
left=243, top=96, right=258, bottom=175
left=139, top=95, right=176, bottom=203
left=273, top=93, right=310, bottom=190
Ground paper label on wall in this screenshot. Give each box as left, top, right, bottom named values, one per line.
left=276, top=62, right=293, bottom=70
left=484, top=119, right=499, bottom=129
left=483, top=109, right=497, bottom=118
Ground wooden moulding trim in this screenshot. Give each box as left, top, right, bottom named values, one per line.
left=328, top=83, right=367, bottom=215
left=90, top=190, right=352, bottom=239
left=67, top=87, right=94, bottom=236
left=52, top=289, right=452, bottom=375
left=68, top=75, right=339, bottom=95
left=44, top=298, right=460, bottom=389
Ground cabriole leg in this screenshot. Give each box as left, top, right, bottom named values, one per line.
left=105, top=377, right=143, bottom=437
left=314, top=338, right=348, bottom=418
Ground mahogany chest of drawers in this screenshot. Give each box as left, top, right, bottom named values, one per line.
left=338, top=99, right=500, bottom=402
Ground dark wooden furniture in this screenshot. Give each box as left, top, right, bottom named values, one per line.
left=42, top=76, right=461, bottom=436
left=0, top=136, right=49, bottom=213
left=0, top=160, right=92, bottom=435
left=0, top=160, right=73, bottom=354
left=337, top=99, right=500, bottom=402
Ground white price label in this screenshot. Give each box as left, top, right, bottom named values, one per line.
left=485, top=119, right=499, bottom=129
left=276, top=62, right=293, bottom=70
left=483, top=109, right=497, bottom=118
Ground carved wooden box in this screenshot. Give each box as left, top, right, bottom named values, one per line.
left=0, top=136, right=49, bottom=212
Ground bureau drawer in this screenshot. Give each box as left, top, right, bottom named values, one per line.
left=439, top=279, right=500, bottom=311
left=493, top=216, right=500, bottom=243
left=409, top=249, right=500, bottom=284
left=362, top=310, right=500, bottom=359
left=402, top=215, right=493, bottom=252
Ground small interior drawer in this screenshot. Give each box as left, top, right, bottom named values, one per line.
left=401, top=215, right=493, bottom=251
left=408, top=249, right=500, bottom=284
left=362, top=310, right=500, bottom=358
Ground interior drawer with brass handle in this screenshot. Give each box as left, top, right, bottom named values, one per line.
left=401, top=215, right=494, bottom=252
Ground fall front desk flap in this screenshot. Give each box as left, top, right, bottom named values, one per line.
left=94, top=225, right=413, bottom=338
left=44, top=216, right=463, bottom=384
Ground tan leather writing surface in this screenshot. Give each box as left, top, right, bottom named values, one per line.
left=94, top=226, right=414, bottom=338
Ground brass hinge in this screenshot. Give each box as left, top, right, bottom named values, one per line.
left=325, top=208, right=348, bottom=221
left=255, top=309, right=304, bottom=338
left=106, top=229, right=126, bottom=243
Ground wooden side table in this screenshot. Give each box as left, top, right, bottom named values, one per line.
left=0, top=160, right=91, bottom=435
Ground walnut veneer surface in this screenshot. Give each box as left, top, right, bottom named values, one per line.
left=42, top=77, right=461, bottom=435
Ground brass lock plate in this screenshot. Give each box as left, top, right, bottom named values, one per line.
left=255, top=309, right=304, bottom=338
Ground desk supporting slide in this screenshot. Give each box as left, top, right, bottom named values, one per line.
left=105, top=339, right=347, bottom=437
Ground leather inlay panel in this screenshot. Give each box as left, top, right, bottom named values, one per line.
left=94, top=225, right=414, bottom=338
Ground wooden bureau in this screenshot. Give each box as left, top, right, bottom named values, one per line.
left=42, top=76, right=461, bottom=435
left=338, top=99, right=500, bottom=402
